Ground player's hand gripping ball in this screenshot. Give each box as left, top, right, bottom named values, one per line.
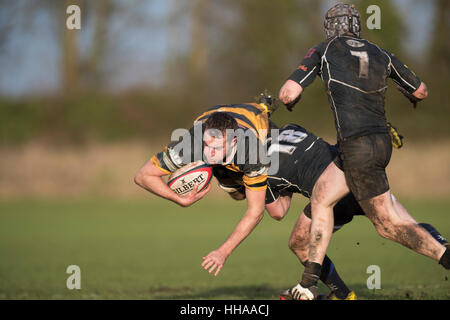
left=168, top=161, right=212, bottom=196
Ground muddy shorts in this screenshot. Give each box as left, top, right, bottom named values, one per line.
left=335, top=133, right=392, bottom=201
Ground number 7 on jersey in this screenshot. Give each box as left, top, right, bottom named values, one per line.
left=350, top=50, right=369, bottom=79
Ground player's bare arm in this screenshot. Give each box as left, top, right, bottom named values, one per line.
left=134, top=160, right=211, bottom=207
left=201, top=187, right=266, bottom=276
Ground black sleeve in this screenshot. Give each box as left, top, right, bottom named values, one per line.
left=384, top=50, right=421, bottom=94
left=287, top=42, right=325, bottom=89
left=265, top=184, right=280, bottom=204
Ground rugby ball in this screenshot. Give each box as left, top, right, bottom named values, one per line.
left=168, top=161, right=212, bottom=196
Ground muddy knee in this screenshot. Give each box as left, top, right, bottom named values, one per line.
left=372, top=217, right=401, bottom=240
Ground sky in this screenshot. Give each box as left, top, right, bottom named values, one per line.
left=0, top=0, right=436, bottom=97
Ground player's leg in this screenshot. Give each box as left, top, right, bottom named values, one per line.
left=392, top=194, right=449, bottom=246
left=281, top=203, right=354, bottom=300
left=299, top=161, right=349, bottom=297
left=359, top=190, right=448, bottom=266
left=347, top=191, right=449, bottom=247
left=287, top=210, right=310, bottom=263
left=390, top=194, right=417, bottom=223
left=419, top=223, right=449, bottom=247
left=340, top=133, right=450, bottom=269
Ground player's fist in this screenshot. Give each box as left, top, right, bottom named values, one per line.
left=396, top=85, right=421, bottom=108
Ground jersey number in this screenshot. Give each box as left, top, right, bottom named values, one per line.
left=268, top=130, right=308, bottom=156
left=350, top=50, right=369, bottom=79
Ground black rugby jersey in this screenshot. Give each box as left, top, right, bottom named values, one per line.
left=288, top=36, right=422, bottom=140
left=265, top=124, right=338, bottom=203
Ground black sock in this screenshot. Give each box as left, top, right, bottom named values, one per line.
left=300, top=261, right=321, bottom=288
left=419, top=223, right=449, bottom=245
left=439, top=248, right=450, bottom=270
left=320, top=255, right=351, bottom=299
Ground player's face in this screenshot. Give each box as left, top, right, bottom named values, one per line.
left=203, top=130, right=235, bottom=164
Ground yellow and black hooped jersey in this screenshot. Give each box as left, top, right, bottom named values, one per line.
left=150, top=103, right=271, bottom=191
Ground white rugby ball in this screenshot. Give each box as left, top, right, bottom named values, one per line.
left=168, top=161, right=212, bottom=196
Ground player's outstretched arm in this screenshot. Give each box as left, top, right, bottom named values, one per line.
left=134, top=160, right=210, bottom=207
left=201, top=188, right=266, bottom=276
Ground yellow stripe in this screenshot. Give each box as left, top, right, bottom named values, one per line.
left=259, top=103, right=269, bottom=113
left=195, top=105, right=269, bottom=143
left=195, top=103, right=267, bottom=121
left=245, top=185, right=267, bottom=191
left=225, top=163, right=242, bottom=173
left=243, top=176, right=267, bottom=191
left=150, top=155, right=171, bottom=175
left=243, top=174, right=267, bottom=186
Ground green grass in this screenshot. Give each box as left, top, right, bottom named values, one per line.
left=0, top=196, right=448, bottom=300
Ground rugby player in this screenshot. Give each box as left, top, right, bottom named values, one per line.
left=217, top=123, right=448, bottom=300
left=278, top=3, right=450, bottom=298
left=135, top=99, right=274, bottom=276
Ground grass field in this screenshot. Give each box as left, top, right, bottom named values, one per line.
left=0, top=196, right=449, bottom=300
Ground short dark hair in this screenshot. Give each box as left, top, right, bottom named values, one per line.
left=204, top=112, right=239, bottom=133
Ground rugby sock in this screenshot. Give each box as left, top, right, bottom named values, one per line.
left=300, top=261, right=321, bottom=291
left=419, top=223, right=449, bottom=246
left=320, top=255, right=351, bottom=299
left=439, top=248, right=450, bottom=270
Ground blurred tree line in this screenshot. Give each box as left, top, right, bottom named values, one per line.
left=0, top=0, right=449, bottom=146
